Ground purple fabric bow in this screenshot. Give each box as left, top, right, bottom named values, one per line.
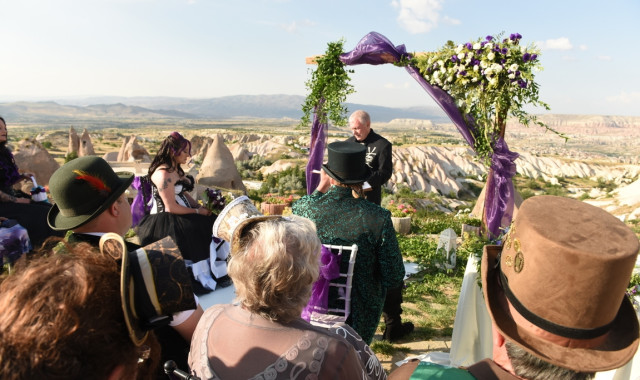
left=130, top=176, right=152, bottom=227
left=302, top=245, right=342, bottom=321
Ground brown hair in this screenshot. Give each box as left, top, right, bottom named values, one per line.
left=0, top=241, right=159, bottom=380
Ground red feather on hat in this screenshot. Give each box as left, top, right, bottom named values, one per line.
left=73, top=170, right=111, bottom=196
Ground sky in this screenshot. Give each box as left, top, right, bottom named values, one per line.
left=1, top=0, right=639, bottom=116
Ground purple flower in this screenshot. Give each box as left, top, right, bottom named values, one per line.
left=486, top=35, right=493, bottom=41
left=458, top=70, right=467, bottom=76
left=481, top=41, right=486, bottom=47
left=451, top=54, right=458, bottom=62
left=473, top=59, right=480, bottom=66
left=518, top=79, right=527, bottom=88
left=531, top=54, right=538, bottom=61
left=515, top=70, right=521, bottom=77
left=502, top=48, right=508, bottom=55
left=523, top=52, right=531, bottom=62
left=501, top=58, right=506, bottom=64
left=465, top=42, right=473, bottom=50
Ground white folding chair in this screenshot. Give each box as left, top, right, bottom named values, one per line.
left=309, top=243, right=358, bottom=328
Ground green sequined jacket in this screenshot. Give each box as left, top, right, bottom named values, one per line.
left=293, top=186, right=405, bottom=344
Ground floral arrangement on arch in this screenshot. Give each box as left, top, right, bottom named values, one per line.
left=201, top=188, right=230, bottom=215
left=386, top=200, right=416, bottom=218
left=262, top=194, right=294, bottom=205
left=414, top=32, right=565, bottom=163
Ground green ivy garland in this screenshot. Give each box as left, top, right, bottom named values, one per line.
left=300, top=39, right=354, bottom=128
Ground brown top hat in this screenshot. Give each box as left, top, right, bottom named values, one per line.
left=482, top=195, right=639, bottom=372
left=99, top=233, right=196, bottom=346
left=322, top=141, right=369, bottom=185
left=212, top=195, right=280, bottom=253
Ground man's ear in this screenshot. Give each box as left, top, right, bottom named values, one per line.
left=108, top=199, right=120, bottom=217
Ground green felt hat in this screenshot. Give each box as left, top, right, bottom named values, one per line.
left=48, top=156, right=134, bottom=231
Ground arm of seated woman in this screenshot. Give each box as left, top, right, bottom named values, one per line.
left=151, top=170, right=196, bottom=215
left=170, top=303, right=204, bottom=341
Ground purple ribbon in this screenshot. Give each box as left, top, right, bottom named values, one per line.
left=306, top=102, right=328, bottom=195
left=130, top=176, right=152, bottom=226
left=302, top=245, right=341, bottom=321
left=484, top=138, right=519, bottom=238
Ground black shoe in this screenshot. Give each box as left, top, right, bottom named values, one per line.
left=384, top=322, right=414, bottom=342
left=216, top=275, right=233, bottom=288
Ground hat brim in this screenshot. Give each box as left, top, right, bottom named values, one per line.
left=482, top=245, right=639, bottom=372
left=99, top=233, right=149, bottom=346
left=321, top=164, right=367, bottom=185
left=48, top=172, right=134, bottom=231
left=212, top=195, right=280, bottom=254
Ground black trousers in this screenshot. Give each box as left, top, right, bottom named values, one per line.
left=382, top=284, right=404, bottom=327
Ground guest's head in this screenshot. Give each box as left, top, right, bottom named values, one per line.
left=482, top=195, right=639, bottom=378
left=349, top=110, right=371, bottom=142
left=48, top=156, right=134, bottom=235
left=0, top=243, right=158, bottom=380
left=214, top=196, right=321, bottom=323
left=148, top=132, right=191, bottom=175
left=0, top=116, right=7, bottom=146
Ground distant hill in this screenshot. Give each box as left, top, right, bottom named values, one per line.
left=0, top=95, right=449, bottom=123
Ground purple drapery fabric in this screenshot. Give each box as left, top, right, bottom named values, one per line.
left=326, top=31, right=517, bottom=237
left=130, top=175, right=152, bottom=227
left=302, top=245, right=341, bottom=321
left=484, top=138, right=519, bottom=238
left=306, top=102, right=328, bottom=195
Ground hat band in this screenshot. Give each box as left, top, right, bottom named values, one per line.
left=330, top=169, right=365, bottom=182
left=499, top=268, right=615, bottom=340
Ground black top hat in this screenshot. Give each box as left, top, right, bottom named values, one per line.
left=99, top=233, right=196, bottom=346
left=48, top=156, right=134, bottom=231
left=322, top=141, right=369, bottom=185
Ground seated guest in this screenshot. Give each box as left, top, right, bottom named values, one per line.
left=389, top=195, right=639, bottom=380
left=189, top=196, right=386, bottom=379
left=47, top=156, right=202, bottom=378
left=293, top=141, right=406, bottom=344
left=0, top=116, right=63, bottom=247
left=135, top=131, right=230, bottom=292
left=0, top=243, right=160, bottom=380
left=0, top=216, right=31, bottom=270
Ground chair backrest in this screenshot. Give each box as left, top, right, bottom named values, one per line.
left=309, top=243, right=358, bottom=328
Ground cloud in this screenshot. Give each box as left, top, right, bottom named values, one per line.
left=442, top=15, right=461, bottom=25
left=279, top=19, right=316, bottom=33
left=579, top=44, right=588, bottom=51
left=597, top=55, right=612, bottom=61
left=606, top=91, right=640, bottom=105
left=537, top=37, right=573, bottom=50
left=391, top=0, right=444, bottom=34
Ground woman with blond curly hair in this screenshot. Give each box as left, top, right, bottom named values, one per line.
left=189, top=199, right=386, bottom=380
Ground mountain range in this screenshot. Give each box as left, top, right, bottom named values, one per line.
left=0, top=95, right=450, bottom=123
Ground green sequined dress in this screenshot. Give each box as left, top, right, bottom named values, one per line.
left=293, top=186, right=405, bottom=344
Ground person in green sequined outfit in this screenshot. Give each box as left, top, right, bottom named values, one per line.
left=293, top=141, right=405, bottom=344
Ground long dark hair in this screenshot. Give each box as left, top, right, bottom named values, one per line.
left=148, top=132, right=191, bottom=177
left=0, top=116, right=21, bottom=188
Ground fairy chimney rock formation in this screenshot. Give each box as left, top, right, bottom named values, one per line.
left=67, top=127, right=80, bottom=155
left=118, top=135, right=151, bottom=162
left=79, top=129, right=95, bottom=157
left=196, top=134, right=246, bottom=192
left=12, top=139, right=60, bottom=189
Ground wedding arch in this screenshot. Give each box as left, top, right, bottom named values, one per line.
left=302, top=31, right=563, bottom=239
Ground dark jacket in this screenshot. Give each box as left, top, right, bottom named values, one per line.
left=347, top=129, right=392, bottom=205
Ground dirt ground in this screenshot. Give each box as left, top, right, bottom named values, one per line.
left=371, top=331, right=452, bottom=373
